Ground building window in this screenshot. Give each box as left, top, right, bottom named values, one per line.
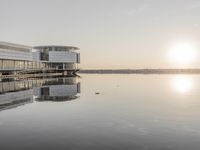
left=2, top=60, right=15, bottom=70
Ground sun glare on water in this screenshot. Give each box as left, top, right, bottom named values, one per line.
left=171, top=76, right=193, bottom=94
left=168, top=42, right=197, bottom=67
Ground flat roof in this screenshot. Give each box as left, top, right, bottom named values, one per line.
left=0, top=41, right=31, bottom=52
left=34, top=45, right=79, bottom=50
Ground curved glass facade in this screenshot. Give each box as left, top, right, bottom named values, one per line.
left=0, top=42, right=80, bottom=73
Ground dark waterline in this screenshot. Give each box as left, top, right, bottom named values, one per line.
left=80, top=69, right=200, bottom=74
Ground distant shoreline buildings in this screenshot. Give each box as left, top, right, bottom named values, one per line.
left=79, top=69, right=200, bottom=74
left=0, top=41, right=80, bottom=76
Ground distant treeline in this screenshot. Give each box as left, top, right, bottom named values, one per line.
left=79, top=69, right=200, bottom=74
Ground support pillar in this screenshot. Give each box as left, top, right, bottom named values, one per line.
left=62, top=71, right=68, bottom=76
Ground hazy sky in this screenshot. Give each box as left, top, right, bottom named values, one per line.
left=0, top=0, right=200, bottom=69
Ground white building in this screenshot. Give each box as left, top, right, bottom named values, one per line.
left=0, top=42, right=80, bottom=75
left=34, top=45, right=80, bottom=71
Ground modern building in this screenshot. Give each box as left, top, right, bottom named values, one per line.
left=34, top=45, right=80, bottom=71
left=0, top=41, right=80, bottom=75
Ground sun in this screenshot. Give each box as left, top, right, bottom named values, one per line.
left=168, top=42, right=197, bottom=67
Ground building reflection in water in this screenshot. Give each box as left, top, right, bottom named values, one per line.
left=34, top=78, right=81, bottom=102
left=171, top=75, right=193, bottom=94
left=0, top=77, right=80, bottom=111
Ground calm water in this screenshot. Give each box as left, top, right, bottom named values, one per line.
left=0, top=74, right=200, bottom=150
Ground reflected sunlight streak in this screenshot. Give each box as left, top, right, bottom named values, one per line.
left=171, top=76, right=193, bottom=94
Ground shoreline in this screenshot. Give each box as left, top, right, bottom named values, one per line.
left=79, top=69, right=200, bottom=74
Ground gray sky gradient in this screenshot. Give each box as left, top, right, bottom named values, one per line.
left=0, top=0, right=200, bottom=69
